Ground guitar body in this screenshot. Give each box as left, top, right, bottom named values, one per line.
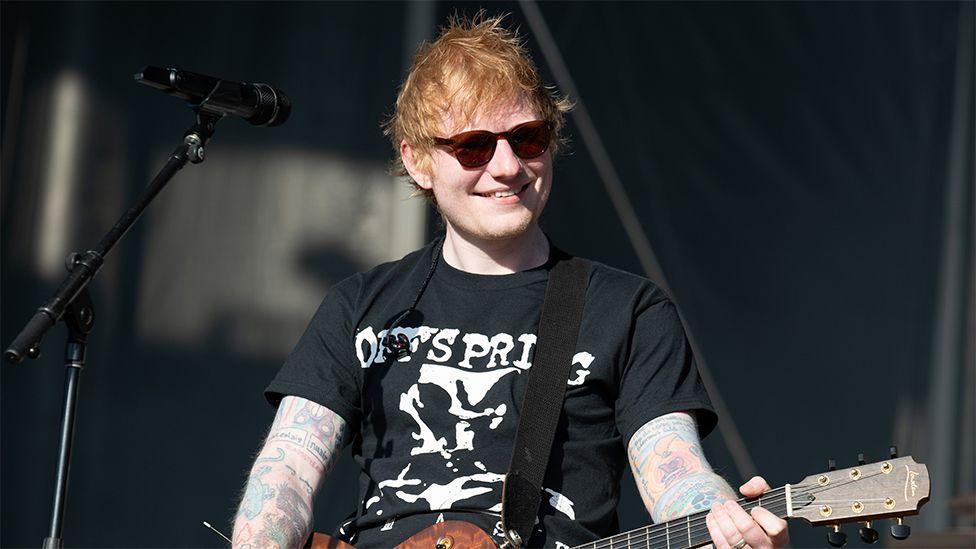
left=309, top=520, right=496, bottom=549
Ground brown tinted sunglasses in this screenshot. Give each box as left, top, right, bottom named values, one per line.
left=432, top=120, right=553, bottom=168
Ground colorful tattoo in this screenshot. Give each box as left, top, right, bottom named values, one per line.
left=279, top=485, right=312, bottom=530
left=651, top=432, right=705, bottom=489
left=651, top=474, right=727, bottom=519
left=233, top=396, right=348, bottom=548
left=628, top=412, right=736, bottom=522
left=238, top=466, right=275, bottom=520
left=265, top=398, right=346, bottom=469
left=256, top=448, right=286, bottom=464
left=252, top=514, right=291, bottom=548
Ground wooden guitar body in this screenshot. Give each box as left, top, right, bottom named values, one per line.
left=309, top=520, right=496, bottom=549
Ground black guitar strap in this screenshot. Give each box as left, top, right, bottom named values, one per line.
left=500, top=252, right=591, bottom=548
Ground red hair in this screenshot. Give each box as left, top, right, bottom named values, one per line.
left=383, top=11, right=573, bottom=199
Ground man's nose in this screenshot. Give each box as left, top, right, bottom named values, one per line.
left=486, top=138, right=522, bottom=179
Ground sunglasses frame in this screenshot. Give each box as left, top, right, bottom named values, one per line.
left=432, top=120, right=554, bottom=168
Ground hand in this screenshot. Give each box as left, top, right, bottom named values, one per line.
left=705, top=476, right=789, bottom=549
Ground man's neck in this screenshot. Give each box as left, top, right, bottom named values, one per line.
left=441, top=225, right=549, bottom=275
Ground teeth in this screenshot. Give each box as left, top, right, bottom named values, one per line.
left=479, top=184, right=527, bottom=198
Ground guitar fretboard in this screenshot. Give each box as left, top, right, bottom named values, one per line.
left=570, top=485, right=792, bottom=549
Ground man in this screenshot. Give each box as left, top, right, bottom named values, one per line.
left=232, top=14, right=789, bottom=549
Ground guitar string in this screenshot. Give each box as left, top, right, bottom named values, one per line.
left=581, top=475, right=895, bottom=549
left=577, top=501, right=792, bottom=549
left=645, top=467, right=903, bottom=548
left=579, top=507, right=793, bottom=549
left=575, top=496, right=792, bottom=549
left=586, top=488, right=787, bottom=541
left=575, top=471, right=902, bottom=549
left=807, top=498, right=891, bottom=504
left=577, top=491, right=791, bottom=549
left=571, top=497, right=789, bottom=549
left=583, top=480, right=889, bottom=549
left=635, top=503, right=793, bottom=549
left=588, top=487, right=789, bottom=545
left=593, top=503, right=800, bottom=549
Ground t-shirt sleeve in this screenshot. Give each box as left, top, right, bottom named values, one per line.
left=265, top=276, right=363, bottom=431
left=615, top=291, right=716, bottom=446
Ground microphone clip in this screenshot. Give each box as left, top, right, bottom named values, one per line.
left=183, top=109, right=223, bottom=164
left=384, top=333, right=411, bottom=360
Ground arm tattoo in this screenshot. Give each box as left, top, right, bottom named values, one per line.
left=234, top=397, right=348, bottom=548
left=628, top=412, right=737, bottom=522
left=256, top=448, right=285, bottom=464
left=239, top=466, right=275, bottom=520
left=266, top=398, right=346, bottom=469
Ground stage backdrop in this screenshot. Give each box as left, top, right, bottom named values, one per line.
left=2, top=2, right=972, bottom=547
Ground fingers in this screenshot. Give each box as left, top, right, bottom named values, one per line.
left=709, top=499, right=787, bottom=549
left=705, top=511, right=731, bottom=549
left=709, top=501, right=760, bottom=548
left=724, top=500, right=771, bottom=548
left=738, top=475, right=772, bottom=497
left=751, top=506, right=790, bottom=547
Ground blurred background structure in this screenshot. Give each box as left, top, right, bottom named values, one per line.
left=2, top=2, right=973, bottom=547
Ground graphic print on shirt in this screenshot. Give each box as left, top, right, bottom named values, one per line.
left=355, top=324, right=592, bottom=521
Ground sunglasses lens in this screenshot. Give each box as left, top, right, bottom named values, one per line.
left=453, top=132, right=496, bottom=167
left=438, top=121, right=552, bottom=167
left=509, top=121, right=551, bottom=159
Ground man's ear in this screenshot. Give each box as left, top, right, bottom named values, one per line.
left=401, top=141, right=433, bottom=190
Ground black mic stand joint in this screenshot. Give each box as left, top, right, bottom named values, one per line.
left=184, top=108, right=222, bottom=164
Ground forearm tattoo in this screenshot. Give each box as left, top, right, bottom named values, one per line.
left=233, top=397, right=347, bottom=548
left=628, top=412, right=736, bottom=522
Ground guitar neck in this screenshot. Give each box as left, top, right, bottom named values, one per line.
left=571, top=485, right=793, bottom=549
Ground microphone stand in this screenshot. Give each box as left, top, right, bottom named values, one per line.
left=5, top=106, right=224, bottom=548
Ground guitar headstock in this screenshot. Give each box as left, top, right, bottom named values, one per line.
left=789, top=455, right=929, bottom=526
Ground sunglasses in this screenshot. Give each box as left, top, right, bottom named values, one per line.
left=432, top=120, right=553, bottom=168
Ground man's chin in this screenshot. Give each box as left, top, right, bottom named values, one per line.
left=448, top=216, right=535, bottom=243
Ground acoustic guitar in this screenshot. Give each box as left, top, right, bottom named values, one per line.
left=308, top=455, right=929, bottom=549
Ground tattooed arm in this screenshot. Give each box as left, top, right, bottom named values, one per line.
left=232, top=396, right=348, bottom=549
left=627, top=411, right=735, bottom=522
left=628, top=411, right=789, bottom=549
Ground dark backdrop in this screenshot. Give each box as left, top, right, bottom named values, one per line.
left=2, top=2, right=972, bottom=547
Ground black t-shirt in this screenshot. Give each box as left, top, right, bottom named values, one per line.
left=266, top=240, right=715, bottom=548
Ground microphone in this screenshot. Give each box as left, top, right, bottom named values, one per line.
left=134, top=66, right=291, bottom=126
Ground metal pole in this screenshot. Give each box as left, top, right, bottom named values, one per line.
left=42, top=343, right=85, bottom=549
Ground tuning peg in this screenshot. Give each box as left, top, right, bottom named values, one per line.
left=889, top=446, right=898, bottom=459
left=890, top=517, right=911, bottom=540
left=827, top=525, right=847, bottom=547
left=858, top=453, right=866, bottom=465
left=859, top=521, right=880, bottom=544
left=827, top=458, right=836, bottom=471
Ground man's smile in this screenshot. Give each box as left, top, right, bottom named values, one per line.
left=474, top=182, right=530, bottom=203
